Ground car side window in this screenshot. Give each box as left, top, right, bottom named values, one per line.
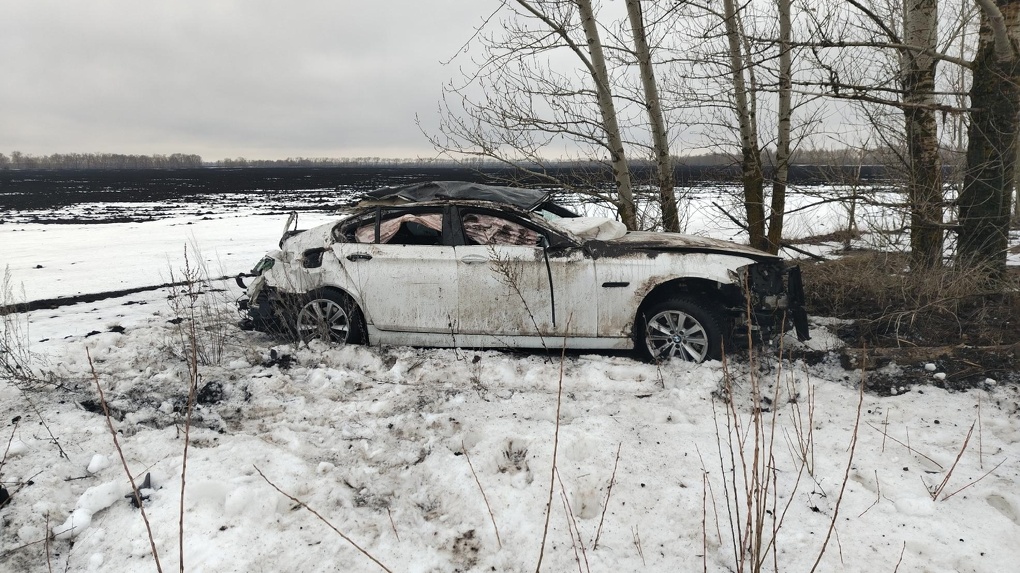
left=353, top=210, right=444, bottom=245
left=461, top=213, right=541, bottom=246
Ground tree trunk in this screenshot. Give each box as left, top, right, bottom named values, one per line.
left=577, top=0, right=638, bottom=230
left=626, top=0, right=680, bottom=232
left=722, top=0, right=766, bottom=250
left=766, top=0, right=792, bottom=254
left=903, top=0, right=944, bottom=269
left=959, top=0, right=1020, bottom=275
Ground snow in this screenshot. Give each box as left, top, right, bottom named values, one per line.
left=1, top=203, right=1019, bottom=572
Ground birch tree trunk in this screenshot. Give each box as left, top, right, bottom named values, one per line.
left=722, top=0, right=767, bottom=251
left=959, top=0, right=1020, bottom=275
left=625, top=0, right=681, bottom=232
left=903, top=0, right=944, bottom=269
left=576, top=0, right=638, bottom=230
left=766, top=0, right=792, bottom=254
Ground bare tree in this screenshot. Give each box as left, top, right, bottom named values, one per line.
left=625, top=0, right=681, bottom=232
left=428, top=0, right=638, bottom=229
left=722, top=0, right=769, bottom=252
left=958, top=0, right=1020, bottom=273
left=902, top=0, right=945, bottom=268
left=767, top=0, right=794, bottom=253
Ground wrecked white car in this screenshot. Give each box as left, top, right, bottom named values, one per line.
left=238, top=181, right=809, bottom=362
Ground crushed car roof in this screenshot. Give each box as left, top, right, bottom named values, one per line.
left=360, top=181, right=553, bottom=211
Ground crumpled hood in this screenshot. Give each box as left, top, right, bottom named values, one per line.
left=604, top=231, right=779, bottom=261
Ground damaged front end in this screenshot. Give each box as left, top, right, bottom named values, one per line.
left=731, top=261, right=810, bottom=344
left=236, top=255, right=286, bottom=334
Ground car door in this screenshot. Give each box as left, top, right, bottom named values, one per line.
left=454, top=209, right=597, bottom=337
left=332, top=206, right=459, bottom=333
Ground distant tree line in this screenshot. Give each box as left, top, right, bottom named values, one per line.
left=212, top=156, right=495, bottom=168
left=0, top=151, right=203, bottom=170
left=0, top=148, right=915, bottom=172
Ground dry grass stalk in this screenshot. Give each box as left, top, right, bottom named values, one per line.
left=555, top=469, right=590, bottom=573
left=631, top=525, right=645, bottom=567
left=1, top=418, right=21, bottom=476
left=927, top=421, right=975, bottom=500
left=857, top=470, right=882, bottom=518
left=173, top=248, right=202, bottom=573
left=802, top=252, right=1020, bottom=346
left=87, top=349, right=163, bottom=573
left=534, top=341, right=567, bottom=573
left=461, top=439, right=502, bottom=549
left=254, top=465, right=394, bottom=573
left=866, top=423, right=943, bottom=470
left=386, top=508, right=400, bottom=542
left=45, top=513, right=52, bottom=573
left=592, top=441, right=621, bottom=550
left=784, top=368, right=815, bottom=476
left=808, top=352, right=866, bottom=573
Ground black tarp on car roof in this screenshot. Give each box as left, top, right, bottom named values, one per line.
left=361, top=181, right=552, bottom=211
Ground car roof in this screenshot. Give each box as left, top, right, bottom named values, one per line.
left=359, top=181, right=553, bottom=211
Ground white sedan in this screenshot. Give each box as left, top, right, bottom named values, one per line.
left=238, top=181, right=808, bottom=362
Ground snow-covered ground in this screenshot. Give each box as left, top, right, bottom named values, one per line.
left=1, top=192, right=1019, bottom=572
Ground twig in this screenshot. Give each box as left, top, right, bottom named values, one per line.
left=940, top=459, right=1006, bottom=501
left=808, top=352, right=866, bottom=573
left=177, top=248, right=202, bottom=573
left=556, top=469, right=589, bottom=573
left=881, top=409, right=889, bottom=452
left=386, top=508, right=400, bottom=542
left=592, top=442, right=622, bottom=550
left=892, top=541, right=906, bottom=572
left=462, top=440, right=502, bottom=549
left=535, top=340, right=567, bottom=573
left=87, top=349, right=163, bottom=573
left=632, top=525, right=645, bottom=567
left=977, top=397, right=984, bottom=469
left=857, top=470, right=882, bottom=518
left=866, top=423, right=944, bottom=471
left=928, top=422, right=975, bottom=500
left=0, top=417, right=21, bottom=475
left=19, top=391, right=66, bottom=460
left=702, top=471, right=708, bottom=573
left=254, top=466, right=394, bottom=573
left=45, top=513, right=52, bottom=573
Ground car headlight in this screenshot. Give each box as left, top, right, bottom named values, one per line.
left=253, top=256, right=276, bottom=275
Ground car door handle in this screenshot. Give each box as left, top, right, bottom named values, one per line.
left=346, top=253, right=373, bottom=262
left=460, top=254, right=488, bottom=264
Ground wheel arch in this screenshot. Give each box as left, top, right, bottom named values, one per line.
left=286, top=285, right=369, bottom=345
left=635, top=277, right=740, bottom=325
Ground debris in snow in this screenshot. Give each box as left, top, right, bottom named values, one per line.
left=0, top=486, right=9, bottom=508
left=197, top=381, right=224, bottom=405
left=125, top=472, right=153, bottom=509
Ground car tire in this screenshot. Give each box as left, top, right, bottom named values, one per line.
left=637, top=297, right=726, bottom=363
left=293, top=290, right=364, bottom=345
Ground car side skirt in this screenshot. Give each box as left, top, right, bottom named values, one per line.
left=364, top=325, right=633, bottom=351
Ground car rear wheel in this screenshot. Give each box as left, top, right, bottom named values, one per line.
left=638, top=297, right=725, bottom=363
left=294, top=290, right=363, bottom=345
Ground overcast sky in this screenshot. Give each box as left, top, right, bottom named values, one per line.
left=1, top=1, right=497, bottom=160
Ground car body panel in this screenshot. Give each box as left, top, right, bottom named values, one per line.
left=334, top=242, right=458, bottom=333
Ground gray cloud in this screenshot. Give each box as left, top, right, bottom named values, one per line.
left=1, top=1, right=492, bottom=160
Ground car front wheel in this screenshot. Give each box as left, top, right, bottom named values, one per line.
left=294, top=290, right=363, bottom=345
left=638, top=297, right=725, bottom=363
